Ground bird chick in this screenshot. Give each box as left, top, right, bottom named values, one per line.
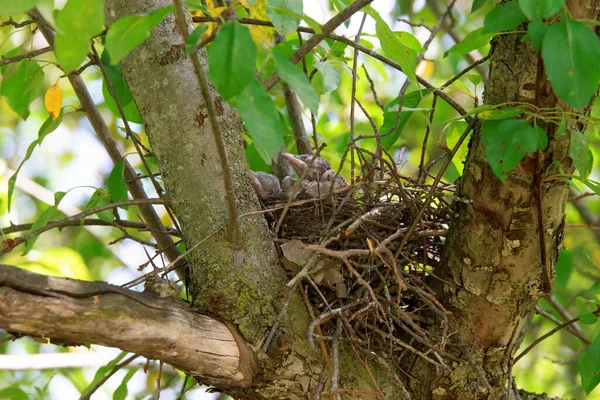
left=282, top=169, right=348, bottom=199
left=282, top=153, right=333, bottom=181
left=250, top=171, right=283, bottom=202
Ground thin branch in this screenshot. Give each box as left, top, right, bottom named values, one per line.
left=80, top=354, right=139, bottom=400
left=262, top=0, right=375, bottom=91
left=192, top=14, right=472, bottom=121
left=1, top=218, right=178, bottom=236
left=0, top=199, right=165, bottom=257
left=0, top=46, right=53, bottom=67
left=534, top=306, right=590, bottom=345
left=349, top=13, right=367, bottom=185
left=514, top=310, right=600, bottom=364
left=173, top=0, right=240, bottom=246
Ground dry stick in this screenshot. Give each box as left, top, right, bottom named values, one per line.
left=0, top=45, right=53, bottom=67
left=349, top=13, right=367, bottom=185
left=0, top=199, right=165, bottom=257
left=361, top=65, right=384, bottom=110
left=155, top=361, right=164, bottom=400
left=192, top=15, right=472, bottom=122
left=29, top=10, right=184, bottom=279
left=80, top=354, right=139, bottom=400
left=172, top=0, right=239, bottom=246
left=514, top=310, right=600, bottom=364
left=394, top=118, right=478, bottom=259
left=262, top=0, right=375, bottom=92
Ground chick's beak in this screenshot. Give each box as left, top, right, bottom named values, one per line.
left=249, top=171, right=262, bottom=191
left=282, top=152, right=307, bottom=175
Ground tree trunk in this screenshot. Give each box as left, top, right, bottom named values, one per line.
left=409, top=1, right=600, bottom=398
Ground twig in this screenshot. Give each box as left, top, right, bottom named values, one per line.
left=80, top=354, right=139, bottom=400
left=173, top=0, right=239, bottom=246
left=262, top=0, right=375, bottom=91
left=514, top=310, right=600, bottom=363
left=0, top=218, right=177, bottom=236
left=192, top=14, right=472, bottom=121
left=349, top=13, right=367, bottom=185
left=0, top=46, right=53, bottom=67
left=0, top=199, right=165, bottom=257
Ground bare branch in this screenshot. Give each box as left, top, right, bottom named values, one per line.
left=0, top=264, right=256, bottom=388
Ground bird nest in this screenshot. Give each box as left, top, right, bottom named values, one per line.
left=260, top=158, right=461, bottom=377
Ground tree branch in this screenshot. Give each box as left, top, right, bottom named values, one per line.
left=262, top=0, right=374, bottom=91
left=0, top=264, right=256, bottom=388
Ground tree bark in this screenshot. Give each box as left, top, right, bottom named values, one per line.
left=410, top=1, right=600, bottom=398
left=0, top=264, right=255, bottom=388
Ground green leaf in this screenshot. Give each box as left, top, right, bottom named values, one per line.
left=534, top=125, right=548, bottom=150
left=519, top=0, right=564, bottom=20
left=542, top=18, right=600, bottom=109
left=478, top=107, right=524, bottom=120
left=525, top=19, right=547, bottom=51
left=24, top=206, right=57, bottom=254
left=0, top=387, right=30, bottom=400
left=569, top=130, right=593, bottom=180
left=99, top=50, right=143, bottom=124
left=0, top=0, right=40, bottom=16
left=113, top=384, right=128, bottom=400
left=482, top=2, right=527, bottom=34
left=0, top=62, right=45, bottom=119
left=302, top=14, right=323, bottom=34
left=380, top=89, right=434, bottom=149
left=266, top=0, right=303, bottom=35
left=6, top=111, right=63, bottom=211
left=580, top=313, right=599, bottom=325
left=584, top=179, right=600, bottom=197
left=0, top=46, right=21, bottom=75
left=580, top=330, right=600, bottom=393
left=394, top=31, right=425, bottom=53
left=313, top=61, right=340, bottom=93
left=105, top=6, right=173, bottom=65
left=555, top=117, right=567, bottom=138
left=54, top=0, right=104, bottom=72
left=555, top=248, right=572, bottom=286
left=471, top=0, right=488, bottom=13
left=86, top=189, right=114, bottom=223
left=481, top=119, right=538, bottom=181
left=207, top=21, right=256, bottom=100
left=446, top=28, right=493, bottom=56
left=185, top=25, right=208, bottom=53
left=366, top=6, right=417, bottom=82
left=467, top=74, right=482, bottom=87
left=273, top=48, right=319, bottom=114
left=107, top=157, right=128, bottom=202
left=54, top=33, right=90, bottom=73
left=237, top=78, right=284, bottom=163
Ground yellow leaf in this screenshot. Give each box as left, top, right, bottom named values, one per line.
left=45, top=81, right=63, bottom=120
